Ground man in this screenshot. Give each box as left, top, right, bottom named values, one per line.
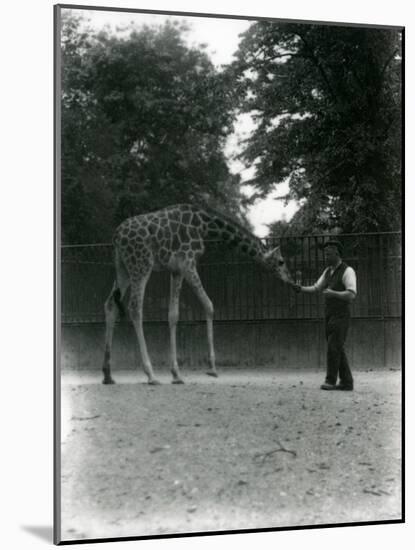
left=294, top=240, right=357, bottom=391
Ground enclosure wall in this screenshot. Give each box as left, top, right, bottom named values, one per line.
left=61, top=318, right=401, bottom=371
left=61, top=233, right=401, bottom=371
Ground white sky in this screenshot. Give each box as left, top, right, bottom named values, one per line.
left=66, top=7, right=300, bottom=236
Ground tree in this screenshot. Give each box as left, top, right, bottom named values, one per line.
left=60, top=13, right=243, bottom=243
left=231, top=22, right=402, bottom=233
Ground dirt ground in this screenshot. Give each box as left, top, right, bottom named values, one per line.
left=59, top=367, right=402, bottom=542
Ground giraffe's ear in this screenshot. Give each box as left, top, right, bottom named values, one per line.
left=263, top=245, right=280, bottom=260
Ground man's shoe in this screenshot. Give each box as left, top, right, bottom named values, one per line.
left=335, top=384, right=353, bottom=391
left=320, top=383, right=336, bottom=390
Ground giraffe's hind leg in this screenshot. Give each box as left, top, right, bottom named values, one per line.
left=102, top=251, right=130, bottom=384
left=102, top=283, right=119, bottom=384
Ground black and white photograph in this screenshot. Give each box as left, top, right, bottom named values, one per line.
left=54, top=2, right=403, bottom=545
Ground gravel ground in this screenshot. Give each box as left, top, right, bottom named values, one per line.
left=59, top=368, right=402, bottom=542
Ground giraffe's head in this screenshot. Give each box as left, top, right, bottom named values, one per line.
left=263, top=245, right=295, bottom=286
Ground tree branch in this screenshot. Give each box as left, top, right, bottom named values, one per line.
left=293, top=31, right=340, bottom=107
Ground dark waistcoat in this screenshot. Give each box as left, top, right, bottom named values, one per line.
left=323, top=262, right=350, bottom=318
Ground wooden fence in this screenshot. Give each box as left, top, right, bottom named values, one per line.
left=61, top=232, right=401, bottom=324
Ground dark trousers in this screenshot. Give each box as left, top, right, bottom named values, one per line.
left=325, top=315, right=353, bottom=388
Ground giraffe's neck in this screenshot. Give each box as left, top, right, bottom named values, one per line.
left=199, top=207, right=266, bottom=263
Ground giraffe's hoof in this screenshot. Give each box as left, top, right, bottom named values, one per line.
left=148, top=379, right=162, bottom=385
left=206, top=370, right=218, bottom=378
left=103, top=377, right=115, bottom=385
left=172, top=378, right=185, bottom=384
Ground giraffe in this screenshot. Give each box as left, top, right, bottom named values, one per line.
left=102, top=204, right=295, bottom=385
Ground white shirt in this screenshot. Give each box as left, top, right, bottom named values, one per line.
left=314, top=264, right=357, bottom=295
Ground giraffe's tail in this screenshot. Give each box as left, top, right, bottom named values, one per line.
left=113, top=286, right=126, bottom=318
left=113, top=246, right=129, bottom=319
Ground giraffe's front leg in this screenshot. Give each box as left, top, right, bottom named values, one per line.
left=205, top=309, right=217, bottom=378
left=169, top=273, right=185, bottom=384
left=184, top=268, right=218, bottom=378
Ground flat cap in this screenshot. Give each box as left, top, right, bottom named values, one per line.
left=323, top=239, right=343, bottom=254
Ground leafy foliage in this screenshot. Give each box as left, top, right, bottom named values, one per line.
left=61, top=14, right=402, bottom=243
left=61, top=13, right=243, bottom=243
left=231, top=22, right=402, bottom=233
